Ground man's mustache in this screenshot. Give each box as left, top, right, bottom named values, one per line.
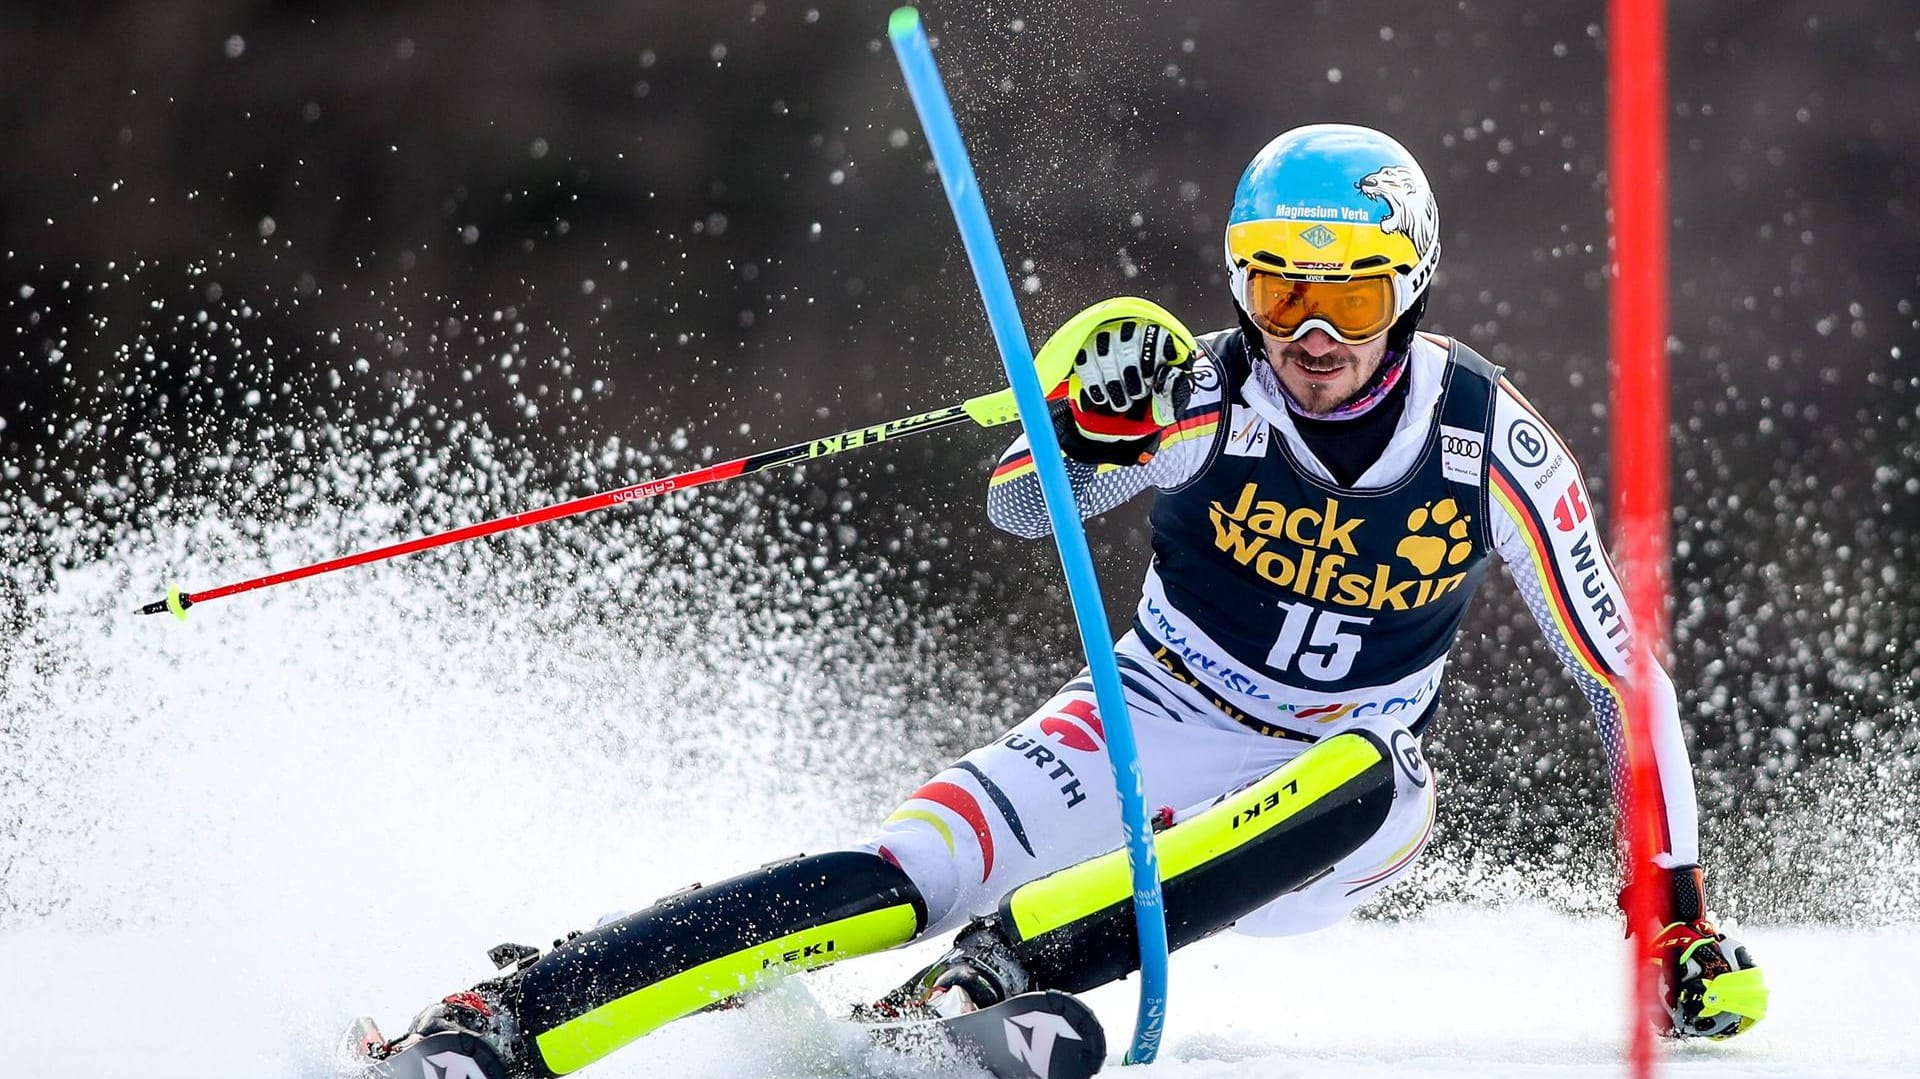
left=1279, top=345, right=1357, bottom=366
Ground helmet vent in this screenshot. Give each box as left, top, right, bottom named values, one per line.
left=1350, top=255, right=1391, bottom=270
left=1251, top=250, right=1288, bottom=268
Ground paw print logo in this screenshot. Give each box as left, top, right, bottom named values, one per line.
left=1396, top=498, right=1473, bottom=574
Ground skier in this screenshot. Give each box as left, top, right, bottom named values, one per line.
left=361, top=124, right=1766, bottom=1077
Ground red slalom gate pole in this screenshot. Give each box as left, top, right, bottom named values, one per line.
left=1607, top=1, right=1669, bottom=1077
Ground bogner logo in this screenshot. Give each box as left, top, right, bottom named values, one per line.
left=1208, top=483, right=1472, bottom=611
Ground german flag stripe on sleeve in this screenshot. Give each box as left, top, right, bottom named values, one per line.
left=1499, top=379, right=1647, bottom=662
left=1489, top=456, right=1670, bottom=850
left=1158, top=402, right=1222, bottom=452
left=1489, top=459, right=1622, bottom=691
left=989, top=449, right=1036, bottom=487
left=987, top=402, right=1219, bottom=489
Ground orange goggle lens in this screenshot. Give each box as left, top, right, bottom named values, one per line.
left=1244, top=272, right=1396, bottom=344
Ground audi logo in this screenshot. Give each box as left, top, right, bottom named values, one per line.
left=1441, top=435, right=1482, bottom=458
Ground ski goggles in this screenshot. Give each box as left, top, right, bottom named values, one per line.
left=1242, top=270, right=1398, bottom=345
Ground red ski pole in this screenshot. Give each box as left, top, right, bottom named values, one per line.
left=139, top=402, right=981, bottom=618
left=136, top=324, right=1101, bottom=619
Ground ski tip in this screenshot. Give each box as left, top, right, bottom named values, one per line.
left=888, top=7, right=920, bottom=40
left=336, top=1016, right=386, bottom=1067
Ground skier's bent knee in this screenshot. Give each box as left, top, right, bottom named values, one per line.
left=888, top=730, right=1397, bottom=1005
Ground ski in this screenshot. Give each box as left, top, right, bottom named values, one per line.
left=338, top=990, right=1102, bottom=1079
left=864, top=990, right=1107, bottom=1079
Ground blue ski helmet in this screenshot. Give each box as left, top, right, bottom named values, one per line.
left=1226, top=124, right=1440, bottom=346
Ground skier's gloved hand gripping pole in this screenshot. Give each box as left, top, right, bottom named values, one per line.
left=887, top=7, right=1172, bottom=1064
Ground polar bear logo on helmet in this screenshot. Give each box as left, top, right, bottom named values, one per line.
left=1357, top=165, right=1439, bottom=260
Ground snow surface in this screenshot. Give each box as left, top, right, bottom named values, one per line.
left=3, top=507, right=1915, bottom=1078
left=6, top=902, right=1916, bottom=1076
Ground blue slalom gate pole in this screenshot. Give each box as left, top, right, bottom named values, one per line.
left=887, top=8, right=1169, bottom=1063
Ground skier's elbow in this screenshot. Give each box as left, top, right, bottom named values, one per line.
left=988, top=507, right=1055, bottom=540
left=985, top=494, right=1055, bottom=539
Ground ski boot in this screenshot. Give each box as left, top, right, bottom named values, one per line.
left=347, top=945, right=539, bottom=1078
left=860, top=917, right=1032, bottom=1021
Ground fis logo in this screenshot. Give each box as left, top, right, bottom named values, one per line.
left=1223, top=416, right=1269, bottom=458
left=1553, top=481, right=1590, bottom=533
left=1004, top=1010, right=1084, bottom=1079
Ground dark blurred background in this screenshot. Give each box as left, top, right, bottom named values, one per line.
left=2, top=1, right=1916, bottom=921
